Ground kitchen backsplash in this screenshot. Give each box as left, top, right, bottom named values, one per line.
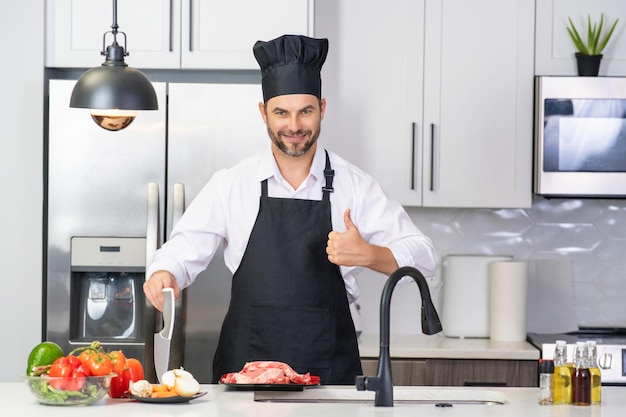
left=354, top=197, right=626, bottom=335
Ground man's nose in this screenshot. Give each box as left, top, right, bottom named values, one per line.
left=286, top=115, right=301, bottom=131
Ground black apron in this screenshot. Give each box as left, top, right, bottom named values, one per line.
left=212, top=151, right=362, bottom=384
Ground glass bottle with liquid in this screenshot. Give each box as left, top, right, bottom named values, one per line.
left=552, top=340, right=572, bottom=404
left=587, top=340, right=601, bottom=404
left=572, top=341, right=591, bottom=406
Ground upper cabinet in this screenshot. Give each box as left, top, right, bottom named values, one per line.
left=46, top=0, right=314, bottom=69
left=317, top=0, right=534, bottom=208
left=535, top=0, right=626, bottom=76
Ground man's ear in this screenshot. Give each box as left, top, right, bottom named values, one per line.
left=258, top=101, right=268, bottom=124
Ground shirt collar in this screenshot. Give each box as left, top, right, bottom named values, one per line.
left=257, top=144, right=326, bottom=184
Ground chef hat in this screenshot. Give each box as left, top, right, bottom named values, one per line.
left=253, top=34, right=329, bottom=102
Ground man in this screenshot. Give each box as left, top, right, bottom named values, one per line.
left=144, top=35, right=437, bottom=384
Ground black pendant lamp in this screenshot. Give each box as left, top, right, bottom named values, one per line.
left=70, top=0, right=158, bottom=131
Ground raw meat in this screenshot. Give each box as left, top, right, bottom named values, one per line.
left=220, top=361, right=320, bottom=385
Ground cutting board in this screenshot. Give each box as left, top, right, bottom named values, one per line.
left=441, top=255, right=512, bottom=338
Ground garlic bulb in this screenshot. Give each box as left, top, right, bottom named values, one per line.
left=129, top=379, right=153, bottom=398
left=161, top=368, right=200, bottom=397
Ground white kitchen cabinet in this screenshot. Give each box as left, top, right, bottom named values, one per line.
left=316, top=1, right=425, bottom=206
left=46, top=0, right=314, bottom=69
left=46, top=0, right=179, bottom=68
left=535, top=0, right=626, bottom=76
left=317, top=0, right=533, bottom=208
left=180, top=0, right=314, bottom=69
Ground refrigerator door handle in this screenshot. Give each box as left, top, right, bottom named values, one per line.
left=172, top=183, right=186, bottom=228
left=168, top=183, right=186, bottom=374
left=146, top=182, right=160, bottom=270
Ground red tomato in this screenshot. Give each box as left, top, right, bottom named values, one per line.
left=87, top=352, right=113, bottom=376
left=75, top=362, right=92, bottom=377
left=49, top=361, right=73, bottom=377
left=67, top=355, right=82, bottom=369
left=48, top=360, right=73, bottom=390
left=109, top=350, right=127, bottom=375
left=76, top=350, right=94, bottom=365
left=48, top=355, right=87, bottom=390
left=53, top=355, right=81, bottom=369
left=125, top=358, right=144, bottom=381
left=66, top=371, right=86, bottom=391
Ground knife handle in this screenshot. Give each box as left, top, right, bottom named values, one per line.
left=161, top=288, right=175, bottom=339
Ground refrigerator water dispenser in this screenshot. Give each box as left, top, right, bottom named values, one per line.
left=70, top=237, right=146, bottom=344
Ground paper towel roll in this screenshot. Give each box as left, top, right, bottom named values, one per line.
left=442, top=255, right=512, bottom=338
left=488, top=261, right=528, bottom=342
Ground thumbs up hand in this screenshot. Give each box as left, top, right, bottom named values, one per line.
left=327, top=209, right=369, bottom=267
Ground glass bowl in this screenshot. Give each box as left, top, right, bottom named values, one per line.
left=22, top=374, right=115, bottom=406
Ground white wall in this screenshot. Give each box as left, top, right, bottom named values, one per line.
left=0, top=3, right=44, bottom=381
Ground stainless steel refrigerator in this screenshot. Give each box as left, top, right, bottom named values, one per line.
left=45, top=79, right=267, bottom=382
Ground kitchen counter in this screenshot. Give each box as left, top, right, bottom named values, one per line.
left=358, top=333, right=540, bottom=360
left=3, top=383, right=623, bottom=417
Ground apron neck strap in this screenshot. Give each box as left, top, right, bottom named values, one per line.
left=322, top=150, right=334, bottom=202
left=260, top=150, right=334, bottom=200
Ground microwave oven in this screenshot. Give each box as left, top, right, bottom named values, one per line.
left=534, top=76, right=626, bottom=197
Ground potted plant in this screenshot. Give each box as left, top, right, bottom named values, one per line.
left=567, top=13, right=619, bottom=76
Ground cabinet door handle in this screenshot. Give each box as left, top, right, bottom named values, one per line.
left=411, top=122, right=417, bottom=190
left=189, top=0, right=194, bottom=51
left=168, top=0, right=174, bottom=52
left=430, top=123, right=436, bottom=191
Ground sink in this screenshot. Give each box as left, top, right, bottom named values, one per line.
left=254, top=386, right=509, bottom=405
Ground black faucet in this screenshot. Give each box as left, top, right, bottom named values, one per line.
left=355, top=266, right=443, bottom=406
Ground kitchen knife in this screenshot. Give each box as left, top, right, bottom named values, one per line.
left=154, top=287, right=175, bottom=383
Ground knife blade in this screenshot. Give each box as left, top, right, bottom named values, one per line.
left=154, top=287, right=175, bottom=383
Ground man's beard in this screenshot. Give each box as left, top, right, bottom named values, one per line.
left=268, top=126, right=321, bottom=157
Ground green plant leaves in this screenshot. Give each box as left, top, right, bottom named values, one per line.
left=567, top=13, right=619, bottom=55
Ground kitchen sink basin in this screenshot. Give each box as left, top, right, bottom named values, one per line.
left=254, top=386, right=509, bottom=405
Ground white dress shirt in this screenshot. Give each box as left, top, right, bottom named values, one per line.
left=147, top=144, right=437, bottom=302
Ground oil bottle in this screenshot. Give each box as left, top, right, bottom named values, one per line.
left=587, top=340, right=601, bottom=404
left=572, top=341, right=591, bottom=406
left=552, top=340, right=571, bottom=404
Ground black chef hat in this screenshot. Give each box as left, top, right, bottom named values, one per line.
left=253, top=34, right=329, bottom=102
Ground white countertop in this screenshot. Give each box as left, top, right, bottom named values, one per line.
left=358, top=333, right=540, bottom=360
left=4, top=382, right=623, bottom=417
